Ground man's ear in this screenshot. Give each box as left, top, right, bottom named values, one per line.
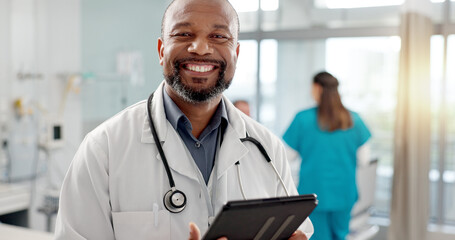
left=236, top=42, right=240, bottom=57
left=158, top=37, right=164, bottom=66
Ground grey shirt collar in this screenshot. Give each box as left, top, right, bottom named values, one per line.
left=162, top=87, right=228, bottom=138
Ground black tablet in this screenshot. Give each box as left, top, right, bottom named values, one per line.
left=202, top=194, right=318, bottom=240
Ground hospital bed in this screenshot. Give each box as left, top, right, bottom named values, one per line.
left=348, top=159, right=380, bottom=240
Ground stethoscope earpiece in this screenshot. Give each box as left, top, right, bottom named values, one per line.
left=163, top=188, right=187, bottom=213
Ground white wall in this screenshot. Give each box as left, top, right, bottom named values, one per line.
left=0, top=0, right=12, bottom=142
left=0, top=0, right=81, bottom=232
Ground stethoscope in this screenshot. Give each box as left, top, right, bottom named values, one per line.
left=147, top=92, right=290, bottom=213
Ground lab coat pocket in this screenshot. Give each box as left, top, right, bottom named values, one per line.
left=112, top=210, right=170, bottom=240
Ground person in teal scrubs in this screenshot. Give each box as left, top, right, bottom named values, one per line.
left=283, top=71, right=371, bottom=240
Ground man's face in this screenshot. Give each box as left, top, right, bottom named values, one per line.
left=158, top=0, right=240, bottom=103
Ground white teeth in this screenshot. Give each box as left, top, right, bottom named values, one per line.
left=186, top=64, right=214, bottom=73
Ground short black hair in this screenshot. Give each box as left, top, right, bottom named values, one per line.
left=160, top=0, right=240, bottom=40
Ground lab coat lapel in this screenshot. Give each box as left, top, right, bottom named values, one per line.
left=216, top=125, right=248, bottom=179
left=162, top=128, right=200, bottom=182
left=140, top=81, right=199, bottom=182
left=216, top=96, right=250, bottom=179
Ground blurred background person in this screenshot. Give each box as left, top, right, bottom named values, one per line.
left=233, top=98, right=302, bottom=182
left=282, top=71, right=371, bottom=240
left=233, top=99, right=251, bottom=117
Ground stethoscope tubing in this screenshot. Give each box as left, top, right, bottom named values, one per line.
left=147, top=93, right=176, bottom=188
left=147, top=92, right=290, bottom=214
left=240, top=134, right=291, bottom=196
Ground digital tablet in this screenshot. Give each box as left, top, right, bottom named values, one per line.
left=202, top=194, right=318, bottom=240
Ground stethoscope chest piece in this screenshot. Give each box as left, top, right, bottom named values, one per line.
left=163, top=188, right=187, bottom=213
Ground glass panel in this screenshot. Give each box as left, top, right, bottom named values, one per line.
left=229, top=0, right=259, bottom=32
left=230, top=0, right=259, bottom=12
left=259, top=38, right=326, bottom=185
left=262, top=39, right=326, bottom=135
left=261, top=0, right=313, bottom=31
left=452, top=1, right=455, bottom=23
left=262, top=1, right=401, bottom=31
left=431, top=0, right=455, bottom=24
left=261, top=0, right=279, bottom=11
left=444, top=34, right=455, bottom=223
left=259, top=37, right=400, bottom=216
left=225, top=40, right=258, bottom=118
left=432, top=1, right=444, bottom=24
left=430, top=35, right=444, bottom=222
left=315, top=0, right=404, bottom=8
left=325, top=37, right=400, bottom=215
left=259, top=39, right=278, bottom=126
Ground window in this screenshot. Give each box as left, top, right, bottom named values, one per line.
left=230, top=0, right=280, bottom=31
left=326, top=37, right=400, bottom=215
left=225, top=40, right=258, bottom=118
left=229, top=0, right=259, bottom=12
left=446, top=35, right=455, bottom=223
left=261, top=0, right=279, bottom=11
left=229, top=0, right=279, bottom=12
left=245, top=37, right=399, bottom=215
left=259, top=1, right=402, bottom=31
left=430, top=35, right=445, bottom=222
left=315, top=0, right=404, bottom=9
left=230, top=0, right=455, bottom=224
left=259, top=39, right=278, bottom=128
left=431, top=35, right=455, bottom=224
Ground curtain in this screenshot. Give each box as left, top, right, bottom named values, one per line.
left=388, top=1, right=433, bottom=240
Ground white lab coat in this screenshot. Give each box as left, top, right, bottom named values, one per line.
left=55, top=82, right=313, bottom=240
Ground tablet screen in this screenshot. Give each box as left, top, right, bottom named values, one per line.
left=202, top=194, right=317, bottom=240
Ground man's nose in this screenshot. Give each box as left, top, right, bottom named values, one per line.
left=188, top=37, right=213, bottom=55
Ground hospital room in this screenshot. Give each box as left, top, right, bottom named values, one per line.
left=0, top=0, right=454, bottom=239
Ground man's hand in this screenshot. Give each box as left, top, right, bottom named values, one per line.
left=188, top=222, right=201, bottom=240
left=289, top=230, right=308, bottom=240
left=188, top=222, right=227, bottom=240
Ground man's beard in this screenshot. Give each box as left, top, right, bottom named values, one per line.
left=164, top=58, right=232, bottom=103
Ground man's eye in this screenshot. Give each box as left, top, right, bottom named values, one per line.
left=173, top=32, right=191, bottom=37
left=211, top=34, right=229, bottom=41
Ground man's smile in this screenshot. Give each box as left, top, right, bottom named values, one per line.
left=183, top=63, right=216, bottom=73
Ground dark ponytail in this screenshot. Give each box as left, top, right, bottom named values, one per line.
left=313, top=72, right=353, bottom=131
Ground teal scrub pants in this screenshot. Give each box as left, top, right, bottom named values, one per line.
left=309, top=209, right=352, bottom=240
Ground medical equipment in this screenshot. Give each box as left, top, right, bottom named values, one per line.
left=146, top=93, right=290, bottom=214
left=37, top=188, right=60, bottom=232
left=3, top=114, right=38, bottom=182
left=40, top=118, right=64, bottom=149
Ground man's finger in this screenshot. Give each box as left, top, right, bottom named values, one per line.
left=288, top=230, right=308, bottom=240
left=189, top=222, right=201, bottom=240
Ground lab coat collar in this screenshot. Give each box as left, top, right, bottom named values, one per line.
left=141, top=81, right=249, bottom=143
left=215, top=95, right=249, bottom=179
left=140, top=82, right=251, bottom=181
left=140, top=81, right=201, bottom=182
left=140, top=81, right=167, bottom=144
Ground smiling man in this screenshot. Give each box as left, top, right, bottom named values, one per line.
left=55, top=0, right=313, bottom=239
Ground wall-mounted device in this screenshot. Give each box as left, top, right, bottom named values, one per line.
left=40, top=118, right=64, bottom=149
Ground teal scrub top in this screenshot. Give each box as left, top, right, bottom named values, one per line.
left=283, top=107, right=371, bottom=211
